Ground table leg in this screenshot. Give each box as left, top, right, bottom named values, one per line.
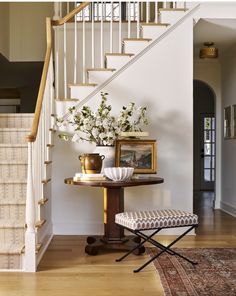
left=85, top=187, right=145, bottom=255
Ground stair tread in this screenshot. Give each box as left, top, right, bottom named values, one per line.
left=0, top=219, right=25, bottom=228
left=0, top=243, right=24, bottom=254
left=0, top=160, right=27, bottom=164
left=123, top=38, right=152, bottom=41
left=159, top=8, right=188, bottom=12
left=0, top=114, right=33, bottom=117
left=141, top=22, right=170, bottom=26
left=87, top=68, right=116, bottom=72
left=0, top=179, right=27, bottom=184
left=68, top=83, right=97, bottom=87
left=55, top=98, right=79, bottom=102
left=105, top=53, right=134, bottom=56
left=0, top=198, right=25, bottom=205
left=0, top=143, right=28, bottom=147
left=0, top=128, right=30, bottom=131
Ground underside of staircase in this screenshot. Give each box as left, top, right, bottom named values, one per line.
left=54, top=6, right=195, bottom=117
left=0, top=114, right=33, bottom=270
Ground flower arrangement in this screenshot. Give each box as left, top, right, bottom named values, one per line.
left=57, top=92, right=148, bottom=146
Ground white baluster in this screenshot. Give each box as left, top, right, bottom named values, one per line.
left=25, top=141, right=36, bottom=272
left=100, top=2, right=104, bottom=68
left=63, top=23, right=67, bottom=98
left=137, top=1, right=140, bottom=38
left=110, top=1, right=113, bottom=53
left=92, top=3, right=95, bottom=68
left=74, top=8, right=77, bottom=84
left=141, top=2, right=144, bottom=22
left=128, top=2, right=131, bottom=38
left=55, top=28, right=59, bottom=99
left=133, top=2, right=136, bottom=21
left=119, top=1, right=122, bottom=53
left=97, top=1, right=99, bottom=21
left=67, top=2, right=70, bottom=14
left=82, top=8, right=86, bottom=83
left=155, top=2, right=158, bottom=23
left=53, top=2, right=60, bottom=20
left=146, top=1, right=149, bottom=23
left=59, top=2, right=62, bottom=18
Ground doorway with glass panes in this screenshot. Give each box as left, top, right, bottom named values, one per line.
left=193, top=80, right=215, bottom=193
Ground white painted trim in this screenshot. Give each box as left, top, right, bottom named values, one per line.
left=220, top=201, right=236, bottom=217
left=62, top=3, right=200, bottom=120
left=36, top=234, right=54, bottom=266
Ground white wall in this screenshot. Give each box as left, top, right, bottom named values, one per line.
left=52, top=17, right=194, bottom=235
left=194, top=59, right=222, bottom=208
left=0, top=3, right=9, bottom=59
left=221, top=45, right=236, bottom=216
left=9, top=2, right=53, bottom=61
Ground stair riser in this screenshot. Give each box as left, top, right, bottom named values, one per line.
left=106, top=56, right=133, bottom=70
left=87, top=71, right=114, bottom=85
left=0, top=254, right=21, bottom=270
left=55, top=101, right=78, bottom=118
left=142, top=26, right=167, bottom=40
left=0, top=117, right=33, bottom=128
left=0, top=131, right=29, bottom=144
left=0, top=147, right=28, bottom=161
left=70, top=86, right=96, bottom=101
left=160, top=11, right=185, bottom=24
left=0, top=164, right=27, bottom=179
left=0, top=205, right=25, bottom=220
left=123, top=41, right=150, bottom=55
left=0, top=183, right=27, bottom=199
left=0, top=228, right=24, bottom=245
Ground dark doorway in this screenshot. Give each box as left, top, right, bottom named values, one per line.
left=193, top=80, right=216, bottom=192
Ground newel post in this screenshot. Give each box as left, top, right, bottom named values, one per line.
left=25, top=139, right=37, bottom=272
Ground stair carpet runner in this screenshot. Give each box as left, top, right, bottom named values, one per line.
left=0, top=114, right=33, bottom=270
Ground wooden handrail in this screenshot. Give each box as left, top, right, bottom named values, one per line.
left=27, top=2, right=90, bottom=142
left=27, top=17, right=52, bottom=142
left=52, top=2, right=90, bottom=26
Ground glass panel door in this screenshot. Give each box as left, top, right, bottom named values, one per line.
left=200, top=114, right=215, bottom=190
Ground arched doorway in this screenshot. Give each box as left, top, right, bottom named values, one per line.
left=193, top=80, right=216, bottom=195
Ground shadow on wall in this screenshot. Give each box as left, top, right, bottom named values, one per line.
left=0, top=53, right=43, bottom=113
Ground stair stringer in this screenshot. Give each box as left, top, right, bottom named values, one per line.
left=62, top=3, right=200, bottom=120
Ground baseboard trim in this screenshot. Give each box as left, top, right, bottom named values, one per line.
left=36, top=221, right=53, bottom=266
left=220, top=201, right=236, bottom=217
left=36, top=234, right=53, bottom=266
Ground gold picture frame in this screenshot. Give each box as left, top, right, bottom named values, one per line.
left=115, top=139, right=157, bottom=174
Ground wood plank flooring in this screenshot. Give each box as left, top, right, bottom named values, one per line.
left=0, top=192, right=235, bottom=296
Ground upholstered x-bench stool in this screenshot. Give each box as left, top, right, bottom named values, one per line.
left=115, top=209, right=198, bottom=272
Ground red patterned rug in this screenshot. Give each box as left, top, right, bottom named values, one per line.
left=147, top=248, right=236, bottom=296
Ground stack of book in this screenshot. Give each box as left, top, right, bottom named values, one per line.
left=73, top=173, right=106, bottom=181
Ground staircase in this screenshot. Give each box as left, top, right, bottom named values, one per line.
left=0, top=114, right=32, bottom=269
left=0, top=1, right=199, bottom=272
left=53, top=2, right=198, bottom=117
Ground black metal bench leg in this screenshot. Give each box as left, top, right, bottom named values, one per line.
left=116, top=229, right=161, bottom=262
left=133, top=225, right=198, bottom=273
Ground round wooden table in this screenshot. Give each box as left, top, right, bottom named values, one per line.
left=64, top=177, right=164, bottom=255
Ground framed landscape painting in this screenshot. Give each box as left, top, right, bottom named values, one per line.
left=115, top=139, right=157, bottom=174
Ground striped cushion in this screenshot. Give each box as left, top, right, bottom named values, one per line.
left=115, top=209, right=198, bottom=230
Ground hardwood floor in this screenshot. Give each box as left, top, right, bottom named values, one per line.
left=0, top=192, right=235, bottom=296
